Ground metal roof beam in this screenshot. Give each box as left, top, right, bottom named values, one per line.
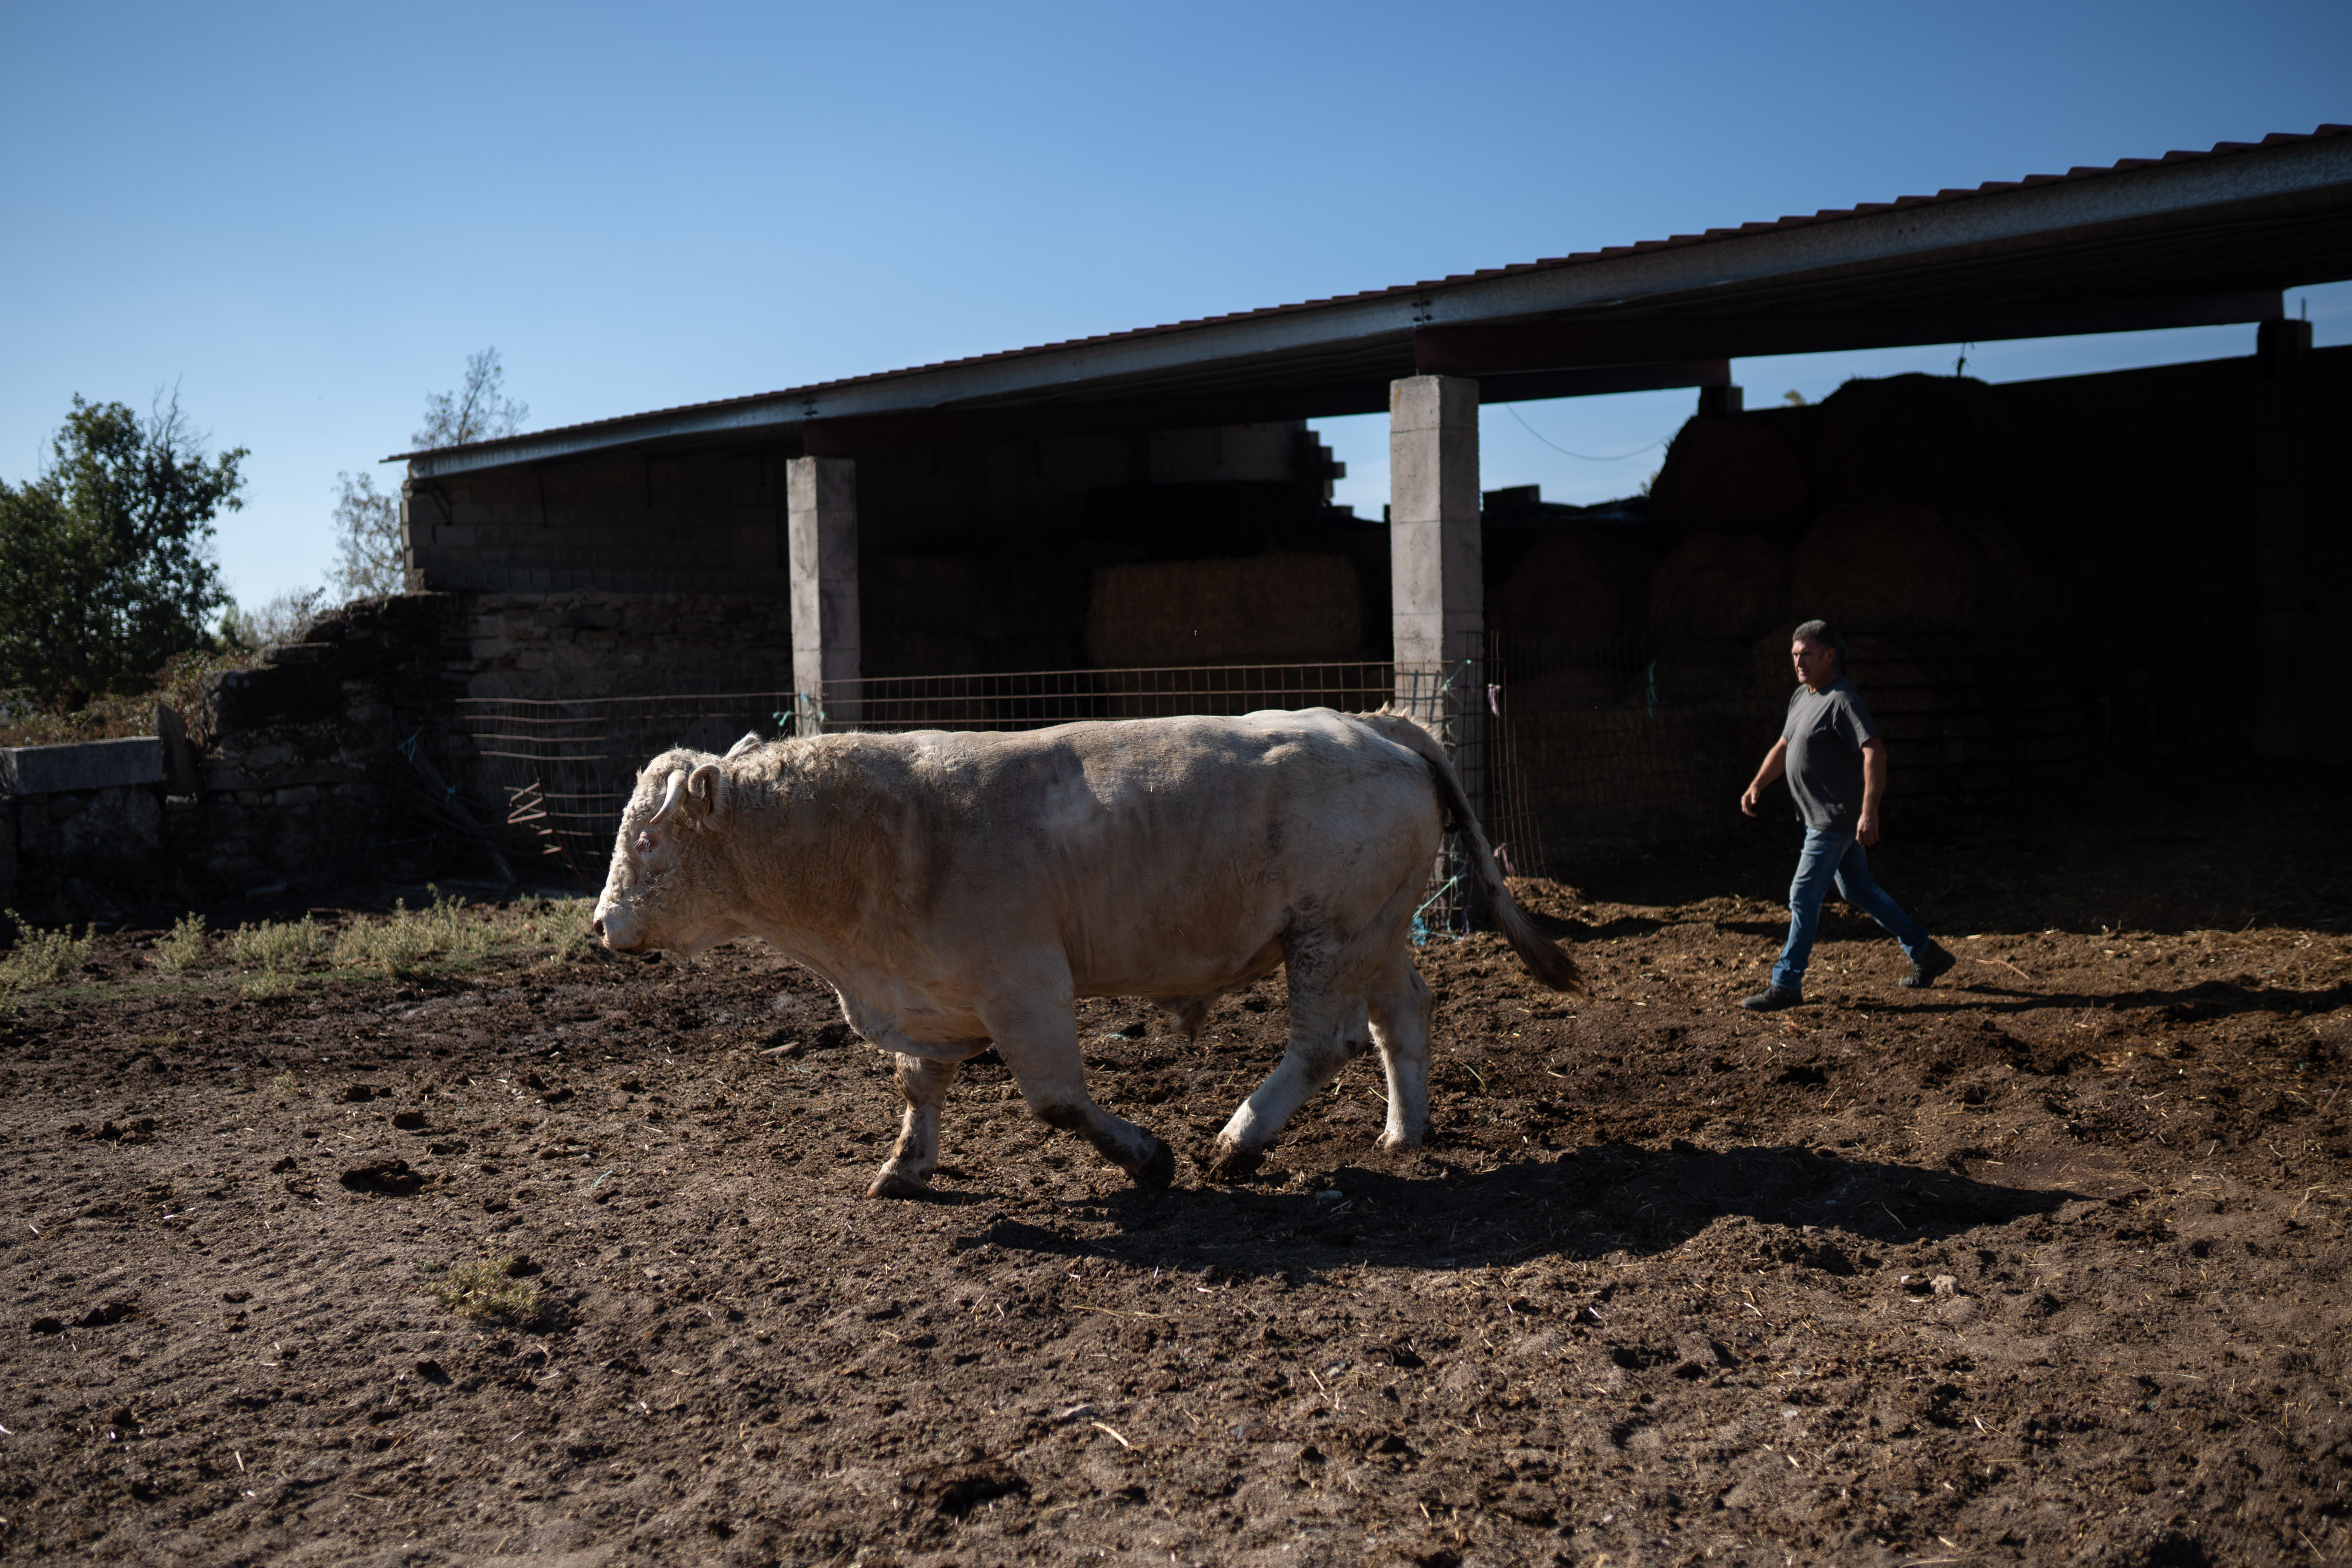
left=799, top=361, right=1730, bottom=455
left=1415, top=291, right=2284, bottom=375
left=402, top=133, right=2351, bottom=481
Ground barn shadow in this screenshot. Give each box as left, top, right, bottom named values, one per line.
left=946, top=1141, right=2083, bottom=1279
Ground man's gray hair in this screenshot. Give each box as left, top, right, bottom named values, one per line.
left=1791, top=618, right=1848, bottom=674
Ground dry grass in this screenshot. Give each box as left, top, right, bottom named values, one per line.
left=424, top=1256, right=544, bottom=1323
left=330, top=890, right=495, bottom=974
left=238, top=972, right=298, bottom=1000
left=1, top=914, right=95, bottom=1005
left=152, top=912, right=208, bottom=974
left=228, top=915, right=324, bottom=974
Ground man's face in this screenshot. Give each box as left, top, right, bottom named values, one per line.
left=1791, top=638, right=1838, bottom=691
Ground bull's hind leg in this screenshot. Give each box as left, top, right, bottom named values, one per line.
left=986, top=993, right=1176, bottom=1188
left=868, top=1053, right=963, bottom=1199
left=1204, top=921, right=1378, bottom=1182
left=1368, top=950, right=1434, bottom=1151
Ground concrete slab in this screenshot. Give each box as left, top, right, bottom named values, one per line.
left=1, top=736, right=163, bottom=797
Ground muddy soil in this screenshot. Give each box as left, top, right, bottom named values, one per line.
left=2, top=771, right=2347, bottom=1567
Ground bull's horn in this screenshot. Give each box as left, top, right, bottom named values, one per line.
left=724, top=731, right=760, bottom=760
left=645, top=769, right=690, bottom=826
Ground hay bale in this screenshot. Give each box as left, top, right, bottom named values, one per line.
left=1504, top=664, right=1628, bottom=716
left=1084, top=553, right=1363, bottom=667
left=1494, top=524, right=1659, bottom=666
left=1647, top=531, right=1789, bottom=648
left=1939, top=504, right=2048, bottom=629
left=1814, top=374, right=2020, bottom=506
left=1789, top=504, right=1979, bottom=633
left=1648, top=416, right=1810, bottom=536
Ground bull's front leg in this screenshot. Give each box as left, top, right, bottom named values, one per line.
left=867, top=1053, right=961, bottom=1199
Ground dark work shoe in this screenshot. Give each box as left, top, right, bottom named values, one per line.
left=1900, top=941, right=1957, bottom=989
left=1740, top=985, right=1803, bottom=1012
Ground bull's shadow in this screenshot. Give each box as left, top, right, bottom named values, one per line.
left=942, top=1141, right=2079, bottom=1279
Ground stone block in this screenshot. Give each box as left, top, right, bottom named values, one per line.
left=1, top=736, right=163, bottom=797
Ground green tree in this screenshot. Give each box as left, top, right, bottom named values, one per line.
left=0, top=392, right=245, bottom=709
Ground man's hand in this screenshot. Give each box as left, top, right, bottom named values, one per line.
left=1740, top=783, right=1762, bottom=818
left=1858, top=738, right=1887, bottom=847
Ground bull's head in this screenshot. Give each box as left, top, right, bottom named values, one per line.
left=592, top=738, right=759, bottom=955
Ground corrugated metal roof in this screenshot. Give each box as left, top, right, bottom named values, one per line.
left=401, top=126, right=2352, bottom=472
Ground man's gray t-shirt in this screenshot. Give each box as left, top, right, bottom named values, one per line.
left=1782, top=676, right=1879, bottom=830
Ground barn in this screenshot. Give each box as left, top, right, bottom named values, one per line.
left=165, top=127, right=2352, bottom=897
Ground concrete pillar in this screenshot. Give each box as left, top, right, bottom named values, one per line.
left=1389, top=375, right=1488, bottom=929
left=1697, top=384, right=1743, bottom=418
left=787, top=456, right=860, bottom=730
left=2252, top=319, right=2311, bottom=758
left=1388, top=375, right=1482, bottom=691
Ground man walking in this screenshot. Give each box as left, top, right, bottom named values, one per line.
left=1738, top=619, right=1954, bottom=1011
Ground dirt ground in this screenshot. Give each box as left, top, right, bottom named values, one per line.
left=2, top=768, right=2347, bottom=1567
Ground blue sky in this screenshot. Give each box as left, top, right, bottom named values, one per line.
left=3, top=1, right=2346, bottom=611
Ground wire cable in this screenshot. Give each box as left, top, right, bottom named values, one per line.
left=1504, top=402, right=1673, bottom=462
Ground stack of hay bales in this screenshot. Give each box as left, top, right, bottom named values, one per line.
left=1647, top=416, right=1810, bottom=539
left=1791, top=375, right=2046, bottom=636
left=1085, top=553, right=1364, bottom=668
left=1641, top=416, right=1809, bottom=718
left=1492, top=523, right=1660, bottom=676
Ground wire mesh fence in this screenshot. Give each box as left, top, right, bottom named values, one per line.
left=455, top=692, right=799, bottom=884
left=452, top=662, right=1488, bottom=932
left=1480, top=628, right=2103, bottom=880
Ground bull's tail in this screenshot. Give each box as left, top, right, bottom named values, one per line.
left=1353, top=708, right=1584, bottom=995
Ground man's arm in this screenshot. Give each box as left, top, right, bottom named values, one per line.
left=1857, top=737, right=1887, bottom=846
left=1740, top=737, right=1788, bottom=818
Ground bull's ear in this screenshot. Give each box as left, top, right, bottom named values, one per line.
left=683, top=762, right=724, bottom=820
left=724, top=731, right=760, bottom=760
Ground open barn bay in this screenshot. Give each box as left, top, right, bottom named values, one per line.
left=1, top=778, right=2345, bottom=1567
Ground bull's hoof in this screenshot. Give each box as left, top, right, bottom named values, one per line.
left=1201, top=1138, right=1267, bottom=1183
left=1128, top=1136, right=1176, bottom=1189
left=865, top=1170, right=929, bottom=1200
left=1376, top=1128, right=1428, bottom=1154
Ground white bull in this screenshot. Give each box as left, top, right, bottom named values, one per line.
left=591, top=708, right=1579, bottom=1196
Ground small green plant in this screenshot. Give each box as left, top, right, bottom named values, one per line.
left=0, top=912, right=95, bottom=999
left=533, top=897, right=598, bottom=965
left=270, top=1070, right=299, bottom=1098
left=152, top=912, right=208, bottom=973
left=424, top=1256, right=543, bottom=1322
left=239, top=971, right=298, bottom=999
left=332, top=887, right=501, bottom=975
left=229, top=915, right=324, bottom=974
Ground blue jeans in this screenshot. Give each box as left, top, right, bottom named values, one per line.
left=1772, top=827, right=1931, bottom=992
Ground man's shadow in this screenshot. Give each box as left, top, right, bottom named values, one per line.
left=944, top=1140, right=2080, bottom=1277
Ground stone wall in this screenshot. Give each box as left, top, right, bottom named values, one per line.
left=0, top=738, right=166, bottom=914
